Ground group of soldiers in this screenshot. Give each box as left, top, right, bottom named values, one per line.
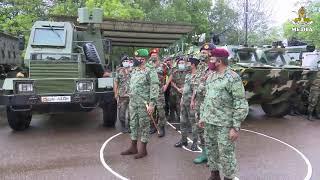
left=114, top=43, right=249, bottom=180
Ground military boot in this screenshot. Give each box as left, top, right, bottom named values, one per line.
left=208, top=171, right=220, bottom=180
left=193, top=147, right=208, bottom=164
left=158, top=126, right=165, bottom=138
left=134, top=142, right=148, bottom=159
left=120, top=140, right=138, bottom=155
left=307, top=113, right=314, bottom=121
left=223, top=178, right=232, bottom=180
left=174, top=138, right=188, bottom=148
left=190, top=140, right=200, bottom=151
left=149, top=125, right=157, bottom=134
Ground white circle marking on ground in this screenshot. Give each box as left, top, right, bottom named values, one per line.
left=99, top=132, right=129, bottom=180
left=100, top=125, right=312, bottom=180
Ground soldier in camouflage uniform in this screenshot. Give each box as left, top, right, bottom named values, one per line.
left=199, top=48, right=249, bottom=180
left=191, top=43, right=216, bottom=164
left=114, top=55, right=132, bottom=133
left=148, top=49, right=168, bottom=137
left=174, top=56, right=199, bottom=150
left=121, top=49, right=160, bottom=159
left=307, top=70, right=320, bottom=121
left=167, top=57, right=189, bottom=123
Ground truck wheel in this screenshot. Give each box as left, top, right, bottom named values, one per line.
left=261, top=101, right=290, bottom=117
left=6, top=107, right=32, bottom=131
left=102, top=98, right=117, bottom=127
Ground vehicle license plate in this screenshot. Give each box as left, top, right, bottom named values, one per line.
left=41, top=96, right=71, bottom=103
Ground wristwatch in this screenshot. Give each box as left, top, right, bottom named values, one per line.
left=233, top=127, right=240, bottom=132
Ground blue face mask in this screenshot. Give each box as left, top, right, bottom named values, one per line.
left=122, top=61, right=130, bottom=68
left=178, top=64, right=185, bottom=70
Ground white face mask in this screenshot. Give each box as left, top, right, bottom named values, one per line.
left=178, top=63, right=185, bottom=70
left=129, top=62, right=133, bottom=67
left=122, top=61, right=130, bottom=68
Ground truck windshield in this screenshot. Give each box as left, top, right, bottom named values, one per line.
left=265, top=52, right=286, bottom=66
left=33, top=28, right=65, bottom=46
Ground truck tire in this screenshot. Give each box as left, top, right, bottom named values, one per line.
left=102, top=98, right=117, bottom=127
left=6, top=107, right=32, bottom=131
left=261, top=101, right=290, bottom=117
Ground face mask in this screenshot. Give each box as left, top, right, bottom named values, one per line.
left=122, top=61, right=130, bottom=68
left=129, top=62, right=133, bottom=67
left=178, top=64, right=185, bottom=70
left=156, top=67, right=163, bottom=74
left=133, top=59, right=142, bottom=66
left=208, top=62, right=217, bottom=71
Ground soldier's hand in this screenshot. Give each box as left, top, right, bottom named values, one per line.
left=162, top=85, right=167, bottom=92
left=178, top=88, right=183, bottom=94
left=147, top=105, right=155, bottom=115
left=198, top=120, right=205, bottom=128
left=229, top=128, right=239, bottom=142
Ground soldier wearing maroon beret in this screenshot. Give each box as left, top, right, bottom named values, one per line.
left=198, top=48, right=249, bottom=180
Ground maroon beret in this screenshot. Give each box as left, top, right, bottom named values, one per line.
left=211, top=48, right=229, bottom=58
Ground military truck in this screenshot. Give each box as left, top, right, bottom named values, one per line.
left=227, top=46, right=316, bottom=117
left=0, top=8, right=117, bottom=131
left=0, top=32, right=24, bottom=92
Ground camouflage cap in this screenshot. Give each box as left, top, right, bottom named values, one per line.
left=134, top=49, right=149, bottom=57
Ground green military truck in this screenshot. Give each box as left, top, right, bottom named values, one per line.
left=0, top=8, right=117, bottom=131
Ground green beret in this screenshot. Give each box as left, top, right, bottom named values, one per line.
left=134, top=49, right=149, bottom=57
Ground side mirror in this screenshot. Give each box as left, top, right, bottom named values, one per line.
left=18, top=35, right=25, bottom=51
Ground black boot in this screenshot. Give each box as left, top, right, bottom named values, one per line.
left=190, top=140, right=200, bottom=151
left=223, top=178, right=232, bottom=180
left=158, top=126, right=165, bottom=137
left=149, top=125, right=157, bottom=134
left=174, top=138, right=188, bottom=148
left=208, top=170, right=220, bottom=180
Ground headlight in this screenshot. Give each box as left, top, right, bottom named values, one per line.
left=76, top=81, right=94, bottom=92
left=14, top=81, right=35, bottom=94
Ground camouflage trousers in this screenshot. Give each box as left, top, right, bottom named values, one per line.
left=118, top=97, right=130, bottom=128
left=169, top=91, right=182, bottom=122
left=195, top=99, right=205, bottom=147
left=205, top=124, right=237, bottom=179
left=308, top=86, right=320, bottom=114
left=180, top=100, right=196, bottom=141
left=129, top=102, right=150, bottom=143
left=157, top=93, right=167, bottom=128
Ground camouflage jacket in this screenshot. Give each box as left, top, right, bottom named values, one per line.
left=192, top=62, right=209, bottom=102
left=115, top=67, right=131, bottom=97
left=181, top=73, right=194, bottom=104
left=200, top=68, right=249, bottom=128
left=171, top=68, right=189, bottom=94
left=129, top=66, right=160, bottom=107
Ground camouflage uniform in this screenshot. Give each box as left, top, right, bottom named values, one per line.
left=156, top=63, right=168, bottom=129
left=200, top=68, right=249, bottom=179
left=129, top=67, right=159, bottom=143
left=115, top=67, right=130, bottom=131
left=170, top=68, right=188, bottom=122
left=308, top=71, right=320, bottom=118
left=192, top=62, right=209, bottom=147
left=180, top=73, right=197, bottom=142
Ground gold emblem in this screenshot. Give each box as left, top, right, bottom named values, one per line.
left=134, top=51, right=138, bottom=56
left=292, top=6, right=313, bottom=25
left=204, top=44, right=209, bottom=49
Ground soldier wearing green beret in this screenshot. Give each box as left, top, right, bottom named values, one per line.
left=121, top=49, right=160, bottom=159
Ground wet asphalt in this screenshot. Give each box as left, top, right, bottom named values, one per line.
left=0, top=105, right=319, bottom=180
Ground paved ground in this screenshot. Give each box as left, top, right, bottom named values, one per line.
left=0, top=105, right=319, bottom=180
